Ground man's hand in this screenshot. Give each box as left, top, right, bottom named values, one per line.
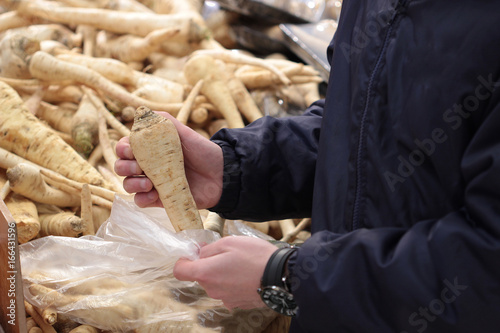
left=114, top=112, right=224, bottom=209
left=173, top=236, right=278, bottom=310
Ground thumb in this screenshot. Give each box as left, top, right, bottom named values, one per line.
left=173, top=258, right=197, bottom=281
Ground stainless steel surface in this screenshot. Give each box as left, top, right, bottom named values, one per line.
left=280, top=19, right=337, bottom=81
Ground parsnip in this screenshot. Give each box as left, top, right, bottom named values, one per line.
left=99, top=27, right=181, bottom=63
left=24, top=301, right=57, bottom=333
left=17, top=1, right=205, bottom=41
left=80, top=184, right=95, bottom=236
left=0, top=11, right=42, bottom=33
left=57, top=53, right=185, bottom=103
left=7, top=163, right=82, bottom=207
left=203, top=212, right=225, bottom=236
left=0, top=30, right=40, bottom=78
left=176, top=79, right=203, bottom=125
left=26, top=317, right=38, bottom=331
left=5, top=193, right=40, bottom=243
left=129, top=106, right=203, bottom=231
left=36, top=102, right=76, bottom=134
left=39, top=211, right=84, bottom=237
left=29, top=51, right=182, bottom=113
left=193, top=49, right=291, bottom=85
left=68, top=325, right=99, bottom=333
left=183, top=55, right=244, bottom=128
left=9, top=24, right=82, bottom=49
left=189, top=107, right=208, bottom=125
left=0, top=81, right=107, bottom=186
left=71, top=93, right=99, bottom=155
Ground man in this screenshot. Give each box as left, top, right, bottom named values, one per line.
left=115, top=0, right=500, bottom=331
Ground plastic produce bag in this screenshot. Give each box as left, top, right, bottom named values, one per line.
left=20, top=195, right=278, bottom=332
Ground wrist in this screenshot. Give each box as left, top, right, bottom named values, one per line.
left=258, top=246, right=299, bottom=316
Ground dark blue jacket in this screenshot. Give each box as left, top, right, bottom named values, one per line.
left=210, top=0, right=500, bottom=331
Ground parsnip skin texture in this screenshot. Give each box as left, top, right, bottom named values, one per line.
left=0, top=81, right=106, bottom=186
left=129, top=106, right=203, bottom=232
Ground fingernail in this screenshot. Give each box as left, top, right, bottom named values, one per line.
left=147, top=191, right=156, bottom=200
left=141, top=178, right=149, bottom=190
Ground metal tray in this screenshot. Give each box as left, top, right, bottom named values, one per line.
left=280, top=19, right=337, bottom=81
left=213, top=0, right=322, bottom=24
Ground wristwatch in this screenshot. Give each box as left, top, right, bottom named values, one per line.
left=257, top=246, right=298, bottom=316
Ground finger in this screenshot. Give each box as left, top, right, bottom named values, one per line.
left=198, top=242, right=227, bottom=259
left=114, top=159, right=143, bottom=177
left=134, top=190, right=162, bottom=208
left=122, top=176, right=152, bottom=193
left=173, top=258, right=198, bottom=282
left=115, top=137, right=133, bottom=159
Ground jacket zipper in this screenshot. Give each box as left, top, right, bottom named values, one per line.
left=351, top=1, right=409, bottom=230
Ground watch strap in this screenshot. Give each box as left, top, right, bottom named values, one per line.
left=262, top=246, right=297, bottom=290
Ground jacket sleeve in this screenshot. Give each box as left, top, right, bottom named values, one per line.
left=287, top=101, right=500, bottom=332
left=209, top=100, right=324, bottom=221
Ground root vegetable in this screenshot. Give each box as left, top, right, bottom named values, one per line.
left=207, top=119, right=228, bottom=137
left=101, top=27, right=181, bottom=63
left=24, top=301, right=57, bottom=333
left=29, top=51, right=182, bottom=113
left=39, top=40, right=71, bottom=56
left=183, top=55, right=244, bottom=128
left=193, top=128, right=210, bottom=139
left=87, top=144, right=103, bottom=167
left=9, top=24, right=82, bottom=49
left=56, top=53, right=136, bottom=85
left=7, top=163, right=82, bottom=207
left=26, top=317, right=38, bottom=331
left=71, top=93, right=99, bottom=155
left=84, top=88, right=131, bottom=137
left=17, top=1, right=205, bottom=41
left=33, top=305, right=57, bottom=326
left=0, top=30, right=40, bottom=78
left=31, top=85, right=83, bottom=104
left=77, top=25, right=96, bottom=57
left=129, top=106, right=203, bottom=231
left=57, top=54, right=185, bottom=103
left=280, top=218, right=312, bottom=243
left=80, top=184, right=95, bottom=235
left=36, top=102, right=76, bottom=134
left=0, top=81, right=107, bottom=186
left=176, top=79, right=203, bottom=125
left=0, top=180, right=11, bottom=200
left=193, top=49, right=291, bottom=86
left=39, top=211, right=84, bottom=237
left=189, top=107, right=208, bottom=125
left=0, top=11, right=43, bottom=33
left=97, top=165, right=126, bottom=194
left=38, top=168, right=115, bottom=203
left=97, top=107, right=118, bottom=173
left=23, top=86, right=46, bottom=115
left=68, top=325, right=99, bottom=333
left=203, top=212, right=225, bottom=236
left=226, top=76, right=262, bottom=123
left=91, top=204, right=111, bottom=231
left=5, top=193, right=40, bottom=243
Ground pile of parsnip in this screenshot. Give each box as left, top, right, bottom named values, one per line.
left=0, top=0, right=323, bottom=332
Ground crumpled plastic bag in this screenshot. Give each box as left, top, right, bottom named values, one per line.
left=20, top=195, right=277, bottom=332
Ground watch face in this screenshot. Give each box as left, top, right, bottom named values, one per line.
left=259, top=286, right=298, bottom=316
